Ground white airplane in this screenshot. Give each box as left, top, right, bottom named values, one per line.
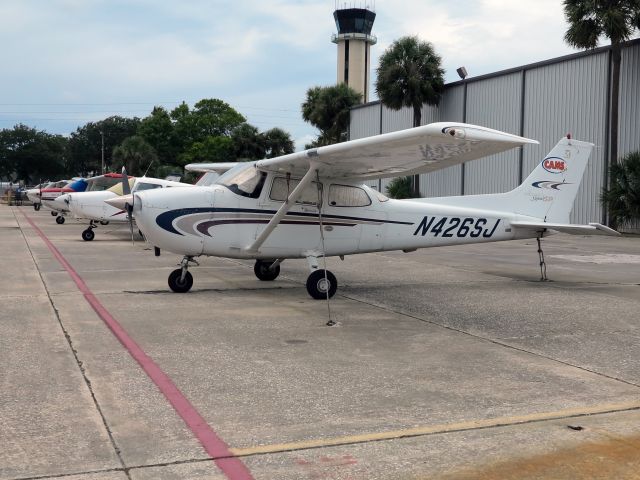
left=59, top=175, right=192, bottom=241
left=106, top=122, right=619, bottom=299
left=29, top=178, right=88, bottom=222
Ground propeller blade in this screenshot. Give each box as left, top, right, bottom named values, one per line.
left=121, top=166, right=131, bottom=195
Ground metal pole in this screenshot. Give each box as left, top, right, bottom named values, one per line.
left=101, top=130, right=105, bottom=174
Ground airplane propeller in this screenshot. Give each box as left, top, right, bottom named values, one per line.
left=121, top=167, right=135, bottom=245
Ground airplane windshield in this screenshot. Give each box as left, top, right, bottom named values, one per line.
left=220, top=165, right=266, bottom=198
left=87, top=176, right=123, bottom=191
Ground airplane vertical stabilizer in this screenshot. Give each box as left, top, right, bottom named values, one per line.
left=505, top=137, right=593, bottom=223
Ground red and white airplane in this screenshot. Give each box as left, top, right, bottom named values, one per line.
left=107, top=123, right=618, bottom=299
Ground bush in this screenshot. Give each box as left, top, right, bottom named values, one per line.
left=601, top=151, right=640, bottom=227
left=386, top=176, right=413, bottom=199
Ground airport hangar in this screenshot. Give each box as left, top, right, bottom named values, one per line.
left=348, top=38, right=640, bottom=230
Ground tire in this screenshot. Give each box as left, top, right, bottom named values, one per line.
left=254, top=260, right=280, bottom=281
left=55, top=215, right=65, bottom=224
left=51, top=211, right=58, bottom=216
left=34, top=203, right=41, bottom=211
left=100, top=220, right=109, bottom=226
left=81, top=229, right=95, bottom=241
left=306, top=269, right=337, bottom=300
left=168, top=269, right=193, bottom=293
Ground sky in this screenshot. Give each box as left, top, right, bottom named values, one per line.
left=0, top=0, right=584, bottom=150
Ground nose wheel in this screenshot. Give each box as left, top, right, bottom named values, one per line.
left=82, top=221, right=97, bottom=241
left=34, top=203, right=41, bottom=211
left=168, top=256, right=198, bottom=293
left=254, top=259, right=281, bottom=281
left=55, top=215, right=65, bottom=224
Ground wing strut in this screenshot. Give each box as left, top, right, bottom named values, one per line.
left=245, top=165, right=318, bottom=253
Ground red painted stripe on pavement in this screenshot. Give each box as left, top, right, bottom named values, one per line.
left=21, top=209, right=254, bottom=480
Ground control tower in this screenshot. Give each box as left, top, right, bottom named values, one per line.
left=331, top=4, right=377, bottom=103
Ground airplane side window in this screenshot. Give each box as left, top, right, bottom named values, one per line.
left=221, top=167, right=267, bottom=198
left=328, top=184, right=371, bottom=207
left=269, top=177, right=321, bottom=205
left=134, top=182, right=163, bottom=192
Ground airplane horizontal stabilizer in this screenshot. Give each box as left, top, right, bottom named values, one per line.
left=511, top=221, right=620, bottom=236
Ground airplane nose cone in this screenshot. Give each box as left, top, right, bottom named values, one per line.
left=105, top=194, right=133, bottom=211
left=54, top=194, right=70, bottom=209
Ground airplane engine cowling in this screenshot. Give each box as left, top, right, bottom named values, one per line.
left=134, top=187, right=214, bottom=256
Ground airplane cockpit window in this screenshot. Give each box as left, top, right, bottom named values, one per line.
left=328, top=184, right=371, bottom=207
left=269, top=177, right=322, bottom=205
left=220, top=165, right=266, bottom=198
left=87, top=176, right=122, bottom=191
left=133, top=182, right=163, bottom=192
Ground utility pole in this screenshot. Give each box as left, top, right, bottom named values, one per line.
left=100, top=130, right=105, bottom=174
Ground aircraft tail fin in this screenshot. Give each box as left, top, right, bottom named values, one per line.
left=505, top=136, right=593, bottom=223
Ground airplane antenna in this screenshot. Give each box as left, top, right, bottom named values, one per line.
left=315, top=170, right=335, bottom=326
left=143, top=160, right=155, bottom=177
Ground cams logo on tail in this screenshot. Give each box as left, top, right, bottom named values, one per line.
left=508, top=136, right=592, bottom=223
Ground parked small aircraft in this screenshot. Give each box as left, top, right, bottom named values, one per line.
left=30, top=179, right=88, bottom=222
left=106, top=122, right=618, bottom=299
left=60, top=175, right=192, bottom=241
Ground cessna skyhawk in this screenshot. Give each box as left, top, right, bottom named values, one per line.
left=106, top=122, right=618, bottom=299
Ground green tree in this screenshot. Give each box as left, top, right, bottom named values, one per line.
left=0, top=125, right=67, bottom=183
left=601, top=151, right=640, bottom=227
left=261, top=127, right=294, bottom=158
left=375, top=36, right=445, bottom=128
left=302, top=84, right=362, bottom=146
left=67, top=116, right=141, bottom=175
left=375, top=35, right=445, bottom=196
left=564, top=1, right=640, bottom=177
left=191, top=99, right=246, bottom=139
left=112, top=136, right=158, bottom=176
left=179, top=136, right=234, bottom=165
left=231, top=123, right=265, bottom=161
left=138, top=106, right=177, bottom=165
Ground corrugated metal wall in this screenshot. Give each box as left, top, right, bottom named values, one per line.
left=349, top=39, right=640, bottom=224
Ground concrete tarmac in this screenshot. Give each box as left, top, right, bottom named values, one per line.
left=1, top=204, right=640, bottom=480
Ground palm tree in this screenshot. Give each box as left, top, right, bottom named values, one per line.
left=375, top=36, right=445, bottom=128
left=563, top=2, right=640, bottom=170
left=302, top=84, right=362, bottom=146
left=375, top=36, right=445, bottom=195
left=601, top=151, right=640, bottom=227
left=112, top=136, right=158, bottom=176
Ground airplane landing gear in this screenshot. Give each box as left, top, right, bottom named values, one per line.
left=306, top=269, right=337, bottom=299
left=254, top=259, right=281, bottom=281
left=305, top=255, right=337, bottom=300
left=55, top=215, right=65, bottom=224
left=168, top=256, right=198, bottom=293
left=51, top=211, right=58, bottom=216
left=82, top=221, right=97, bottom=241
left=34, top=203, right=41, bottom=211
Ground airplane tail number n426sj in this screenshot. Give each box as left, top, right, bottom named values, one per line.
left=105, top=122, right=619, bottom=299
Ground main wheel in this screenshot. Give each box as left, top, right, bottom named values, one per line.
left=306, top=269, right=337, bottom=300
left=254, top=260, right=280, bottom=281
left=100, top=220, right=109, bottom=226
left=51, top=211, right=58, bottom=216
left=168, top=269, right=193, bottom=293
left=34, top=203, right=41, bottom=211
left=55, top=215, right=65, bottom=224
left=81, top=229, right=95, bottom=241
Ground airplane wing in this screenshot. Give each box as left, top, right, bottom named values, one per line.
left=511, top=221, right=620, bottom=236
left=185, top=162, right=240, bottom=174
left=254, top=122, right=538, bottom=180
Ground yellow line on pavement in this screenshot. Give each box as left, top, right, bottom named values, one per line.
left=230, top=400, right=640, bottom=457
